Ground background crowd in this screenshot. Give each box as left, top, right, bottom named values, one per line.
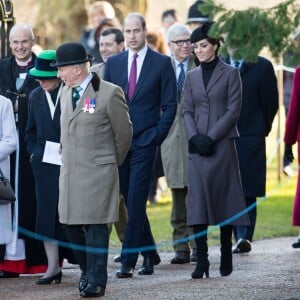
left=0, top=0, right=299, bottom=298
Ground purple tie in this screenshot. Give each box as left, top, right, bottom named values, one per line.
left=128, top=53, right=138, bottom=100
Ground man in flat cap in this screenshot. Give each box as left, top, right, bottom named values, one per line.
left=53, top=42, right=132, bottom=297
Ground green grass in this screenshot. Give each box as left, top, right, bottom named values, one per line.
left=255, top=167, right=298, bottom=240
left=109, top=169, right=298, bottom=252
left=109, top=112, right=299, bottom=252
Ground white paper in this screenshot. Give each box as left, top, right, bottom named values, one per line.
left=42, top=141, right=62, bottom=166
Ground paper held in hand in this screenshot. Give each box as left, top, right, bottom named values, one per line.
left=42, top=141, right=62, bottom=166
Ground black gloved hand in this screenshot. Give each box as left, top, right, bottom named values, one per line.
left=284, top=144, right=294, bottom=163
left=189, top=135, right=215, bottom=156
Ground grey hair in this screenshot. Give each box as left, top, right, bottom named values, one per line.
left=166, top=23, right=191, bottom=42
left=9, top=23, right=35, bottom=41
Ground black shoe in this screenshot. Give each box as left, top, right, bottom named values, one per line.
left=0, top=271, right=19, bottom=278
left=232, top=239, right=252, bottom=254
left=170, top=251, right=190, bottom=264
left=116, top=265, right=134, bottom=278
left=36, top=271, right=62, bottom=285
left=138, top=256, right=154, bottom=275
left=114, top=254, right=121, bottom=263
left=292, top=238, right=300, bottom=248
left=79, top=271, right=88, bottom=292
left=80, top=283, right=105, bottom=298
left=190, top=249, right=197, bottom=262
left=153, top=252, right=161, bottom=265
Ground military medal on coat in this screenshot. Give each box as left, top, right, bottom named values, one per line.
left=83, top=98, right=96, bottom=113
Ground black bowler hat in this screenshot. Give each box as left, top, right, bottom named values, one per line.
left=50, top=42, right=94, bottom=67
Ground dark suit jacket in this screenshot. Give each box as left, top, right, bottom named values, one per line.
left=104, top=47, right=177, bottom=147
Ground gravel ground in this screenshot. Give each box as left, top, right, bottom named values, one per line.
left=0, top=236, right=299, bottom=300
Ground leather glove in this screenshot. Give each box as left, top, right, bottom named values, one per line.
left=284, top=144, right=294, bottom=163
left=189, top=135, right=215, bottom=156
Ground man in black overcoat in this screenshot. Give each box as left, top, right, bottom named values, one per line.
left=226, top=51, right=278, bottom=253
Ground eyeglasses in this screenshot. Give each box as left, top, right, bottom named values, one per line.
left=171, top=39, right=191, bottom=46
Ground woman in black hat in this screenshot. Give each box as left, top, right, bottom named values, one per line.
left=182, top=23, right=249, bottom=279
left=25, top=50, right=72, bottom=284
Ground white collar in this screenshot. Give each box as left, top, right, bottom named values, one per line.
left=128, top=44, right=148, bottom=60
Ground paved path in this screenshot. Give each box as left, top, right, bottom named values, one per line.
left=0, top=237, right=300, bottom=300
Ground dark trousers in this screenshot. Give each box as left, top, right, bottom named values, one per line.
left=64, top=224, right=109, bottom=288
left=233, top=196, right=257, bottom=242
left=148, top=147, right=164, bottom=203
left=119, top=144, right=157, bottom=267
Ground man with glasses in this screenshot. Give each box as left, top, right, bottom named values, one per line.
left=104, top=12, right=177, bottom=278
left=161, top=23, right=197, bottom=265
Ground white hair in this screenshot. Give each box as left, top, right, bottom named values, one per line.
left=166, top=23, right=191, bottom=43
left=9, top=23, right=35, bottom=42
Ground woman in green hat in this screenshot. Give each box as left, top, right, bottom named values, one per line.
left=25, top=50, right=73, bottom=284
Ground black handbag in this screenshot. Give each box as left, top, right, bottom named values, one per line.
left=0, top=167, right=15, bottom=205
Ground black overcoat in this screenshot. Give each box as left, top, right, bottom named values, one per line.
left=236, top=57, right=278, bottom=197
left=25, top=86, right=62, bottom=239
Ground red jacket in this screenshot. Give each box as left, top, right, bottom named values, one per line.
left=284, top=66, right=300, bottom=145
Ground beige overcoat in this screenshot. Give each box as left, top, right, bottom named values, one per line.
left=161, top=55, right=196, bottom=188
left=90, top=63, right=105, bottom=79
left=59, top=76, right=132, bottom=225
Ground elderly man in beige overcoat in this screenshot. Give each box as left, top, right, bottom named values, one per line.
left=161, top=23, right=197, bottom=264
left=53, top=42, right=132, bottom=298
left=91, top=28, right=128, bottom=262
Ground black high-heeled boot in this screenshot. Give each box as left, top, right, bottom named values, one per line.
left=191, top=258, right=210, bottom=279
left=191, top=224, right=210, bottom=279
left=220, top=225, right=233, bottom=276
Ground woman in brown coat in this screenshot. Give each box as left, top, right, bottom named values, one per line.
left=183, top=23, right=249, bottom=279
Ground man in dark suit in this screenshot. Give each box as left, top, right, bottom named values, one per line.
left=226, top=51, right=278, bottom=254
left=104, top=12, right=177, bottom=277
